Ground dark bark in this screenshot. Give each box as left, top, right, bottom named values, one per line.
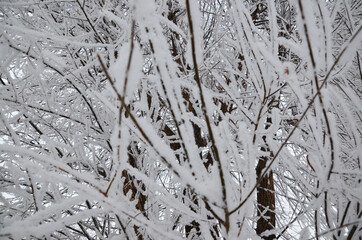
left=256, top=159, right=276, bottom=239
left=256, top=116, right=276, bottom=239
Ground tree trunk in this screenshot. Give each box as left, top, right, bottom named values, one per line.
left=256, top=117, right=276, bottom=239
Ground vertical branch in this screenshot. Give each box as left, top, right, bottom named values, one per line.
left=297, top=1, right=336, bottom=236
left=26, top=169, right=38, bottom=212
left=185, top=0, right=229, bottom=232
left=104, top=20, right=135, bottom=197
left=297, top=0, right=335, bottom=181
left=314, top=209, right=319, bottom=240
